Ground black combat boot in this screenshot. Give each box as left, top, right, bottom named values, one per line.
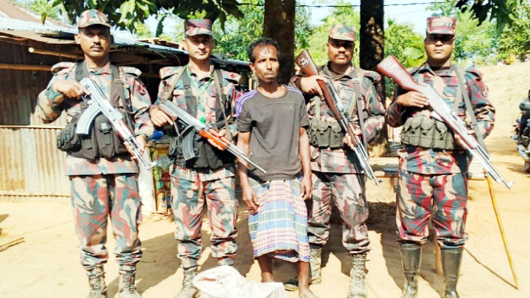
left=284, top=247, right=322, bottom=291
left=87, top=266, right=107, bottom=298
left=442, top=247, right=464, bottom=298
left=400, top=242, right=422, bottom=298
left=118, top=270, right=142, bottom=298
left=347, top=253, right=367, bottom=298
left=175, top=267, right=199, bottom=298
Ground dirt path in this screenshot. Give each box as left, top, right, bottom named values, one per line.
left=1, top=63, right=529, bottom=298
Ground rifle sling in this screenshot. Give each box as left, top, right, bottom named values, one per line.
left=454, top=66, right=488, bottom=152
left=351, top=69, right=368, bottom=150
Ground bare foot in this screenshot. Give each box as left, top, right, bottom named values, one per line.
left=299, top=288, right=318, bottom=298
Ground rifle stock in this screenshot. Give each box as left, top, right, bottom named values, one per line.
left=377, top=55, right=423, bottom=93
left=295, top=50, right=381, bottom=185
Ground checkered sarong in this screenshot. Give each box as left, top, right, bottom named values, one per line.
left=248, top=177, right=310, bottom=263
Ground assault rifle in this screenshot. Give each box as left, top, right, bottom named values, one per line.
left=377, top=55, right=514, bottom=189
left=157, top=100, right=267, bottom=174
left=77, top=78, right=156, bottom=172
left=295, top=50, right=381, bottom=185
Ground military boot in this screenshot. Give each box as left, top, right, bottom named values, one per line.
left=118, top=270, right=142, bottom=298
left=87, top=266, right=107, bottom=298
left=442, top=247, right=463, bottom=298
left=175, top=267, right=199, bottom=298
left=400, top=242, right=422, bottom=298
left=284, top=247, right=322, bottom=291
left=347, top=253, right=367, bottom=298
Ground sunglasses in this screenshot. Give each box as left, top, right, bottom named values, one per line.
left=427, top=34, right=454, bottom=43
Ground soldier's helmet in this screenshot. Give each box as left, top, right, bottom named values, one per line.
left=329, top=23, right=356, bottom=41
left=78, top=9, right=111, bottom=29
left=185, top=19, right=213, bottom=37
left=427, top=16, right=456, bottom=35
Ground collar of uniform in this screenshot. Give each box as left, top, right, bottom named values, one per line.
left=322, top=62, right=355, bottom=80
left=420, top=62, right=453, bottom=77
left=87, top=61, right=112, bottom=75
left=187, top=64, right=215, bottom=81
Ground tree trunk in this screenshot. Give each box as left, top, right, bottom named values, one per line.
left=360, top=0, right=384, bottom=71
left=360, top=0, right=388, bottom=156
left=263, top=0, right=296, bottom=84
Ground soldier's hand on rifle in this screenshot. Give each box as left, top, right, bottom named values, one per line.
left=396, top=91, right=429, bottom=108
left=150, top=106, right=175, bottom=126
left=455, top=129, right=474, bottom=148
left=343, top=126, right=362, bottom=150
left=207, top=129, right=228, bottom=150
left=52, top=79, right=90, bottom=99
left=124, top=135, right=147, bottom=161
left=300, top=76, right=326, bottom=96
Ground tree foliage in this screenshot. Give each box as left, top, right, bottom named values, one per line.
left=498, top=2, right=530, bottom=58
left=48, top=0, right=243, bottom=32
left=455, top=0, right=522, bottom=30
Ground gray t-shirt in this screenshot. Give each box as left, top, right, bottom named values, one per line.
left=237, top=86, right=309, bottom=181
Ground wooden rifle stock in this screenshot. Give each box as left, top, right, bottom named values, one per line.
left=377, top=55, right=423, bottom=93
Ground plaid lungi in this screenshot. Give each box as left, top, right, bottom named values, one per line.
left=248, top=177, right=311, bottom=263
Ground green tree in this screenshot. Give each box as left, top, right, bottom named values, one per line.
left=498, top=3, right=530, bottom=58
left=47, top=0, right=243, bottom=32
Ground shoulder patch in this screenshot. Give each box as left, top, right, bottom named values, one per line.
left=51, top=62, right=75, bottom=74
left=465, top=66, right=482, bottom=81
left=160, top=66, right=184, bottom=80
left=121, top=66, right=142, bottom=77
left=221, top=69, right=241, bottom=83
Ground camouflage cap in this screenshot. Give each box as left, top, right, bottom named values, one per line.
left=329, top=23, right=356, bottom=42
left=427, top=16, right=456, bottom=35
left=185, top=19, right=213, bottom=37
left=78, top=9, right=111, bottom=29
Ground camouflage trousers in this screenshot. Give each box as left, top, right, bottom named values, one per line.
left=396, top=170, right=468, bottom=248
left=170, top=175, right=238, bottom=269
left=70, top=174, right=142, bottom=274
left=308, top=172, right=370, bottom=254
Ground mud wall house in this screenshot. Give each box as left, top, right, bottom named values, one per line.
left=0, top=2, right=249, bottom=201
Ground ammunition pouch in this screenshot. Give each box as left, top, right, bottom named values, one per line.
left=57, top=111, right=132, bottom=161
left=57, top=114, right=82, bottom=153
left=168, top=130, right=233, bottom=170
left=308, top=119, right=344, bottom=149
left=401, top=116, right=457, bottom=150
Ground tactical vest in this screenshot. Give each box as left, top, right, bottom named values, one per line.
left=400, top=66, right=475, bottom=150
left=308, top=68, right=367, bottom=149
left=166, top=67, right=234, bottom=170
left=57, top=62, right=133, bottom=161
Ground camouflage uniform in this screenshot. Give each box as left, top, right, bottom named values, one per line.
left=37, top=61, right=153, bottom=273
left=387, top=63, right=495, bottom=248
left=290, top=58, right=385, bottom=255
left=155, top=45, right=242, bottom=270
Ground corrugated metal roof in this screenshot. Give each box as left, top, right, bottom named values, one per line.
left=0, top=17, right=250, bottom=69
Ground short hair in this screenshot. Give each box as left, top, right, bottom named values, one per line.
left=247, top=37, right=281, bottom=63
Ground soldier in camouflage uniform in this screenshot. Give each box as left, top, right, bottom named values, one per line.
left=36, top=10, right=153, bottom=298
left=288, top=24, right=385, bottom=298
left=149, top=19, right=241, bottom=298
left=386, top=17, right=495, bottom=298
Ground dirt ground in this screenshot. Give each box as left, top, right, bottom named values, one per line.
left=1, top=63, right=529, bottom=298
